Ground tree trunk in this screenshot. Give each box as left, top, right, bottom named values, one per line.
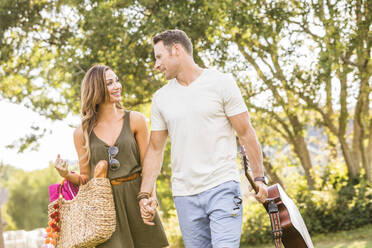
left=362, top=143, right=371, bottom=182
left=0, top=208, right=4, bottom=248
left=367, top=121, right=372, bottom=182
left=359, top=116, right=371, bottom=182
left=351, top=120, right=361, bottom=171
left=338, top=136, right=360, bottom=180
left=262, top=151, right=284, bottom=186
left=263, top=160, right=284, bottom=187
left=292, top=135, right=315, bottom=190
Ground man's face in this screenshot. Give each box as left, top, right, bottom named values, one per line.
left=154, top=41, right=179, bottom=80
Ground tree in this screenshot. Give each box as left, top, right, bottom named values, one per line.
left=288, top=0, right=372, bottom=182
left=0, top=163, right=5, bottom=248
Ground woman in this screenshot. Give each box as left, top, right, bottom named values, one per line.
left=54, top=64, right=169, bottom=248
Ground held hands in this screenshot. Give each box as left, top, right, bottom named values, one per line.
left=138, top=194, right=158, bottom=226
left=54, top=154, right=69, bottom=178
left=249, top=181, right=268, bottom=203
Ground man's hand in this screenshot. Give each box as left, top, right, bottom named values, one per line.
left=250, top=181, right=268, bottom=203
left=139, top=198, right=157, bottom=225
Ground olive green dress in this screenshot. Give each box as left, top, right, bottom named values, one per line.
left=89, top=110, right=168, bottom=248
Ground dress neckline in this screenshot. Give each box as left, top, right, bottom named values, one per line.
left=92, top=111, right=127, bottom=147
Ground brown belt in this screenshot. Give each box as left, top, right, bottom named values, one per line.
left=110, top=172, right=141, bottom=186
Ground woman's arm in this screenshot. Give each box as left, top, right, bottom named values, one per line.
left=131, top=111, right=150, bottom=164
left=131, top=112, right=157, bottom=196
left=70, top=125, right=91, bottom=185
left=55, top=125, right=91, bottom=186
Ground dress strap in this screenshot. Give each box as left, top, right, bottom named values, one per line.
left=123, top=110, right=131, bottom=132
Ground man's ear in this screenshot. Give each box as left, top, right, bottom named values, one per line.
left=172, top=43, right=182, bottom=56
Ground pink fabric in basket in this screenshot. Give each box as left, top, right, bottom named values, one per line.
left=48, top=174, right=79, bottom=202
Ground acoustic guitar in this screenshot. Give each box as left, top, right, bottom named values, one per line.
left=240, top=146, right=314, bottom=248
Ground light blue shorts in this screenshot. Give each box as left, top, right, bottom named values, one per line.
left=174, top=180, right=243, bottom=248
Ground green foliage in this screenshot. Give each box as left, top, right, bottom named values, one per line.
left=240, top=201, right=271, bottom=245
left=3, top=163, right=61, bottom=231
left=5, top=126, right=48, bottom=153
left=161, top=210, right=184, bottom=248
left=0, top=162, right=20, bottom=184
left=242, top=224, right=372, bottom=248
left=297, top=179, right=372, bottom=234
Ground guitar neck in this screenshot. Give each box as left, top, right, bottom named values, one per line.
left=240, top=146, right=258, bottom=194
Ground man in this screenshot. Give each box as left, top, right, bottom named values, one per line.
left=138, top=29, right=268, bottom=248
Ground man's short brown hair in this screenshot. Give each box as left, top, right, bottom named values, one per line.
left=153, top=29, right=193, bottom=55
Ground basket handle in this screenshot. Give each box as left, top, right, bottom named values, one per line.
left=58, top=179, right=67, bottom=200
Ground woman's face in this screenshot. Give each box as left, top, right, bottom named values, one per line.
left=105, top=69, right=122, bottom=103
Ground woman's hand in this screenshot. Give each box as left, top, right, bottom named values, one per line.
left=54, top=154, right=69, bottom=178
left=139, top=198, right=157, bottom=225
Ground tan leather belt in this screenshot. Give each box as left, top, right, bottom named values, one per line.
left=110, top=172, right=141, bottom=186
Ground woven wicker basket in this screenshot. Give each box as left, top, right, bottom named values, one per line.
left=48, top=178, right=116, bottom=248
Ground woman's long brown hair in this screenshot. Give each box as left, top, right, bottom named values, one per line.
left=80, top=65, right=123, bottom=166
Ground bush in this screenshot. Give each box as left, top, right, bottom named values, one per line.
left=298, top=179, right=372, bottom=234
left=240, top=200, right=271, bottom=245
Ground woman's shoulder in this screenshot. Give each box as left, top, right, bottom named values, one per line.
left=128, top=111, right=148, bottom=129
left=129, top=110, right=146, bottom=120
left=73, top=124, right=84, bottom=142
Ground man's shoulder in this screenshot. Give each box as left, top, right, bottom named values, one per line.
left=204, top=68, right=233, bottom=81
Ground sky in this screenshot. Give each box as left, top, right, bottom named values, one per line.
left=0, top=101, right=79, bottom=171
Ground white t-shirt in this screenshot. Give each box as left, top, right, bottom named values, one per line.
left=151, top=69, right=248, bottom=196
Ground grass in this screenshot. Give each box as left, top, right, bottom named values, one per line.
left=241, top=224, right=372, bottom=248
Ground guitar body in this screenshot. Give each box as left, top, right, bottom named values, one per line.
left=264, top=184, right=314, bottom=248
left=239, top=146, right=313, bottom=248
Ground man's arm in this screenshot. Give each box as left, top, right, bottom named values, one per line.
left=228, top=111, right=268, bottom=203
left=139, top=130, right=168, bottom=225
left=140, top=130, right=168, bottom=193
